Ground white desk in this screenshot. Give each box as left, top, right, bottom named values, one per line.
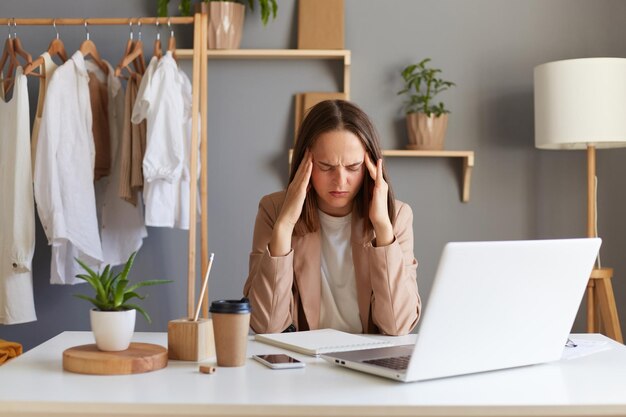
left=1, top=332, right=625, bottom=417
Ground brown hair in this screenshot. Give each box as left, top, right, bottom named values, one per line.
left=290, top=99, right=396, bottom=236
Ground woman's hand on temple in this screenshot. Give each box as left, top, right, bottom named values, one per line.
left=279, top=150, right=313, bottom=227
left=365, top=153, right=394, bottom=246
left=270, top=150, right=313, bottom=256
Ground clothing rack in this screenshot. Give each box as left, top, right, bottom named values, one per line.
left=0, top=17, right=194, bottom=25
left=1, top=13, right=211, bottom=320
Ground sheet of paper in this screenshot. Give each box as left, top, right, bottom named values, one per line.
left=561, top=337, right=612, bottom=360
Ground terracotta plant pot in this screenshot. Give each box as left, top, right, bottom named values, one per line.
left=406, top=112, right=449, bottom=150
left=202, top=1, right=245, bottom=49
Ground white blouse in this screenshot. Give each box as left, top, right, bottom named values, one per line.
left=133, top=52, right=197, bottom=229
left=34, top=51, right=103, bottom=284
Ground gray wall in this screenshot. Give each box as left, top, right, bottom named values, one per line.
left=3, top=0, right=626, bottom=351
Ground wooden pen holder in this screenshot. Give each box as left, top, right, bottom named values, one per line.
left=167, top=318, right=215, bottom=361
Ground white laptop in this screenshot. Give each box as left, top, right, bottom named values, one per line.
left=322, top=238, right=601, bottom=382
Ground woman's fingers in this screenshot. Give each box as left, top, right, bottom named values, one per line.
left=294, top=150, right=312, bottom=188
left=376, top=158, right=384, bottom=184
left=299, top=151, right=313, bottom=190
left=364, top=152, right=377, bottom=180
left=365, top=153, right=386, bottom=186
left=280, top=151, right=313, bottom=226
left=292, top=151, right=313, bottom=200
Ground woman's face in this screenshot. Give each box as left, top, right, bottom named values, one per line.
left=310, top=129, right=366, bottom=217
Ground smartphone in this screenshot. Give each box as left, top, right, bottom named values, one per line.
left=252, top=354, right=306, bottom=369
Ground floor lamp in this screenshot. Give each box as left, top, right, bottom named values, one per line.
left=534, top=57, right=625, bottom=343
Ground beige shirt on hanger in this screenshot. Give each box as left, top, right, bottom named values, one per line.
left=88, top=70, right=111, bottom=180
left=87, top=59, right=147, bottom=267
left=119, top=56, right=154, bottom=205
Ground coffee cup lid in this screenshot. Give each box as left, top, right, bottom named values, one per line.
left=209, top=298, right=251, bottom=314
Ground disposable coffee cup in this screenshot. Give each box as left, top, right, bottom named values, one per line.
left=209, top=298, right=251, bottom=367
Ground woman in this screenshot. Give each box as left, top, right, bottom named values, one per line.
left=244, top=100, right=420, bottom=336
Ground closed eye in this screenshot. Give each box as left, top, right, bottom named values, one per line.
left=316, top=162, right=362, bottom=172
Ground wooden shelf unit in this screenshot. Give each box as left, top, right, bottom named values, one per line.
left=177, top=48, right=474, bottom=199
left=382, top=150, right=474, bottom=203
left=177, top=49, right=351, bottom=98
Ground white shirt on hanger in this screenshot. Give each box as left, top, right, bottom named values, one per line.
left=34, top=51, right=103, bottom=284
left=87, top=59, right=148, bottom=266
left=31, top=52, right=58, bottom=171
left=133, top=52, right=197, bottom=229
left=131, top=56, right=158, bottom=125
left=0, top=67, right=37, bottom=324
left=139, top=52, right=184, bottom=184
left=174, top=68, right=200, bottom=230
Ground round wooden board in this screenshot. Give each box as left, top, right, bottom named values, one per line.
left=63, top=343, right=168, bottom=375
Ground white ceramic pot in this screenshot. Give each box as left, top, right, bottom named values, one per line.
left=90, top=309, right=136, bottom=351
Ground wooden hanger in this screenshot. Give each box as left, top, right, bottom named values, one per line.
left=153, top=21, right=162, bottom=59
left=122, top=21, right=139, bottom=71
left=10, top=20, right=32, bottom=65
left=1, top=20, right=33, bottom=95
left=79, top=20, right=109, bottom=75
left=114, top=20, right=145, bottom=77
left=114, top=22, right=135, bottom=79
left=46, top=19, right=68, bottom=62
left=0, top=32, right=18, bottom=94
left=167, top=18, right=176, bottom=60
left=114, top=40, right=144, bottom=78
left=12, top=37, right=32, bottom=65
left=24, top=20, right=67, bottom=76
left=114, top=20, right=144, bottom=78
left=0, top=22, right=17, bottom=76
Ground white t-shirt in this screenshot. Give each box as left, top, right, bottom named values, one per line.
left=318, top=210, right=362, bottom=333
left=0, top=67, right=37, bottom=323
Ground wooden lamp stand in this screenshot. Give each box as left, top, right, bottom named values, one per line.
left=585, top=145, right=623, bottom=342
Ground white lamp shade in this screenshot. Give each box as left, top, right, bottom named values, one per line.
left=534, top=58, right=626, bottom=149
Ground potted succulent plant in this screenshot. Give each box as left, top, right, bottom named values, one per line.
left=398, top=58, right=455, bottom=150
left=74, top=252, right=172, bottom=352
left=157, top=0, right=278, bottom=49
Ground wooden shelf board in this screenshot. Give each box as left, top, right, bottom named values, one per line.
left=382, top=149, right=473, bottom=160
left=176, top=49, right=350, bottom=60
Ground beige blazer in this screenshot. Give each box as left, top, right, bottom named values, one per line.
left=244, top=191, right=421, bottom=336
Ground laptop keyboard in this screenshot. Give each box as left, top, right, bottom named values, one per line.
left=363, top=355, right=411, bottom=370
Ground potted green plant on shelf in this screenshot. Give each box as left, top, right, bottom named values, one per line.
left=74, top=252, right=172, bottom=352
left=398, top=58, right=455, bottom=150
left=157, top=0, right=278, bottom=49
